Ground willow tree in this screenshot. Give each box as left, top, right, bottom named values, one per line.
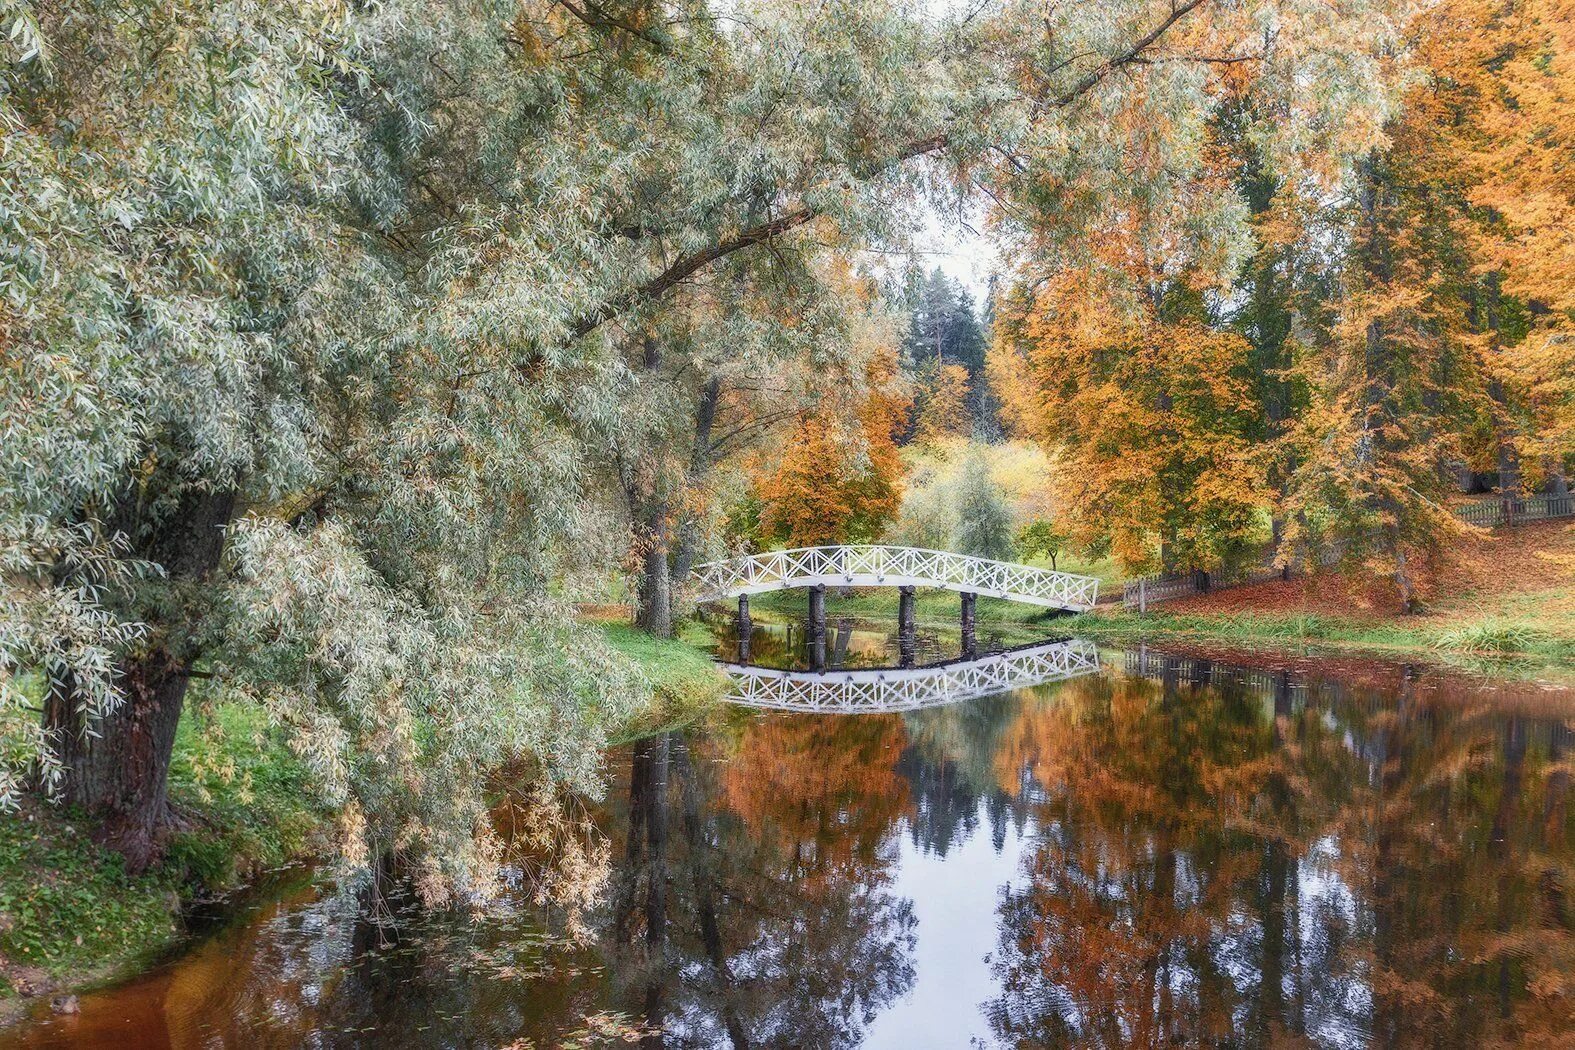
left=526, top=0, right=954, bottom=636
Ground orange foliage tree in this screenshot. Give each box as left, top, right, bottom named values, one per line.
left=749, top=345, right=911, bottom=546
left=992, top=268, right=1267, bottom=574
left=1274, top=0, right=1568, bottom=607
left=1423, top=0, right=1575, bottom=489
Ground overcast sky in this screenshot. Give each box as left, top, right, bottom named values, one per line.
left=917, top=199, right=1001, bottom=301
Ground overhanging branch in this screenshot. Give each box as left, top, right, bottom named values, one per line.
left=560, top=0, right=1210, bottom=348
left=566, top=134, right=949, bottom=343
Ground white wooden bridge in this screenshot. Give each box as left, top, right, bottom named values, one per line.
left=718, top=638, right=1101, bottom=713
left=691, top=545, right=1100, bottom=612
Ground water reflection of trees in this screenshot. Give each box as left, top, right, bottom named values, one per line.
left=107, top=655, right=1571, bottom=1049
left=983, top=654, right=1574, bottom=1047
left=608, top=717, right=918, bottom=1048
left=900, top=692, right=1029, bottom=856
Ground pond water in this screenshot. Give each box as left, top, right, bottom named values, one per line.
left=6, top=619, right=1574, bottom=1048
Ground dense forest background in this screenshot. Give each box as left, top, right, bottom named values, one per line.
left=1, top=0, right=1570, bottom=904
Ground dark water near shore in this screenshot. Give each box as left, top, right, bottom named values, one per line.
left=7, top=629, right=1574, bottom=1048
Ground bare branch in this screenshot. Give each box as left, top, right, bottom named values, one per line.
left=1050, top=0, right=1212, bottom=106
left=567, top=134, right=949, bottom=343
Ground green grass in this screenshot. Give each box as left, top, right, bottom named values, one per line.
left=0, top=808, right=179, bottom=990
left=598, top=622, right=728, bottom=734
left=1059, top=608, right=1575, bottom=671
left=0, top=698, right=328, bottom=1000
left=1019, top=551, right=1127, bottom=588
left=163, top=702, right=328, bottom=887
left=1431, top=619, right=1552, bottom=655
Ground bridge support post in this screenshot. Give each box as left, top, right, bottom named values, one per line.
left=737, top=594, right=751, bottom=663
left=898, top=585, right=916, bottom=668
left=808, top=585, right=826, bottom=671
left=960, top=592, right=977, bottom=658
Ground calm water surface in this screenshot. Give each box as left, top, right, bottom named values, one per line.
left=7, top=623, right=1574, bottom=1048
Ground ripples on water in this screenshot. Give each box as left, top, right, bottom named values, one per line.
left=8, top=626, right=1574, bottom=1049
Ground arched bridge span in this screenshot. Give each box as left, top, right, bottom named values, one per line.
left=691, top=545, right=1099, bottom=612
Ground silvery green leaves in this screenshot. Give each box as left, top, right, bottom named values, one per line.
left=222, top=518, right=644, bottom=904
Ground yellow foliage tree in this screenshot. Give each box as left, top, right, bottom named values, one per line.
left=913, top=363, right=972, bottom=445
left=991, top=269, right=1266, bottom=574
left=1422, top=0, right=1575, bottom=487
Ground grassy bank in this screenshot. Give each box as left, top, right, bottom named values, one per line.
left=1, top=622, right=726, bottom=1010
left=0, top=701, right=328, bottom=1006
left=1078, top=524, right=1575, bottom=671
left=743, top=524, right=1575, bottom=674
left=598, top=622, right=729, bottom=736
left=747, top=584, right=1574, bottom=673
left=1062, top=605, right=1575, bottom=666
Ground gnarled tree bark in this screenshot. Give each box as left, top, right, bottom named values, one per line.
left=43, top=485, right=236, bottom=871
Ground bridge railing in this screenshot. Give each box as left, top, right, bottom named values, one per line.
left=690, top=545, right=1100, bottom=611
left=719, top=638, right=1101, bottom=712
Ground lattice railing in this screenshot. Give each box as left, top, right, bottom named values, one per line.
left=691, top=545, right=1100, bottom=611
left=718, top=638, right=1101, bottom=713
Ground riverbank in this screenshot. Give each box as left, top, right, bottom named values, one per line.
left=744, top=522, right=1575, bottom=675
left=0, top=701, right=329, bottom=1014
left=597, top=622, right=729, bottom=734
left=1070, top=521, right=1575, bottom=671
left=0, top=622, right=729, bottom=1018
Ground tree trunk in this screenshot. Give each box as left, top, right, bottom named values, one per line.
left=44, top=486, right=236, bottom=871
left=671, top=376, right=723, bottom=589
left=1390, top=537, right=1418, bottom=614
left=1548, top=461, right=1571, bottom=501
left=635, top=512, right=674, bottom=639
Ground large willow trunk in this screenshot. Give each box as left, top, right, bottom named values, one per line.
left=43, top=486, right=235, bottom=871
left=635, top=524, right=674, bottom=639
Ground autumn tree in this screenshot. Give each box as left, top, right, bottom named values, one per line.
left=750, top=343, right=911, bottom=547
left=993, top=269, right=1269, bottom=573
left=1275, top=0, right=1535, bottom=608
left=912, top=363, right=973, bottom=446
left=1424, top=0, right=1575, bottom=495
left=981, top=0, right=1403, bottom=575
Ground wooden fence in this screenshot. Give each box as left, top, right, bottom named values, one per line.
left=1122, top=491, right=1574, bottom=611
left=1123, top=561, right=1292, bottom=611
left=1453, top=493, right=1574, bottom=528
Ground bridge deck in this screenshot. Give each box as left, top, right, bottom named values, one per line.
left=692, top=545, right=1100, bottom=612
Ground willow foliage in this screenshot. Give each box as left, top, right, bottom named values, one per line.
left=1, top=0, right=1440, bottom=897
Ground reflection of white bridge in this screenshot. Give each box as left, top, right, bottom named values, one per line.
left=719, top=638, right=1101, bottom=713
left=692, top=546, right=1100, bottom=612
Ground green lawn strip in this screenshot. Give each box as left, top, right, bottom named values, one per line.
left=747, top=584, right=1575, bottom=674
left=1061, top=608, right=1575, bottom=674
left=598, top=622, right=729, bottom=739
left=0, top=697, right=328, bottom=1002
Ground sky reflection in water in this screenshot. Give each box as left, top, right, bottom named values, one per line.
left=9, top=635, right=1574, bottom=1049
